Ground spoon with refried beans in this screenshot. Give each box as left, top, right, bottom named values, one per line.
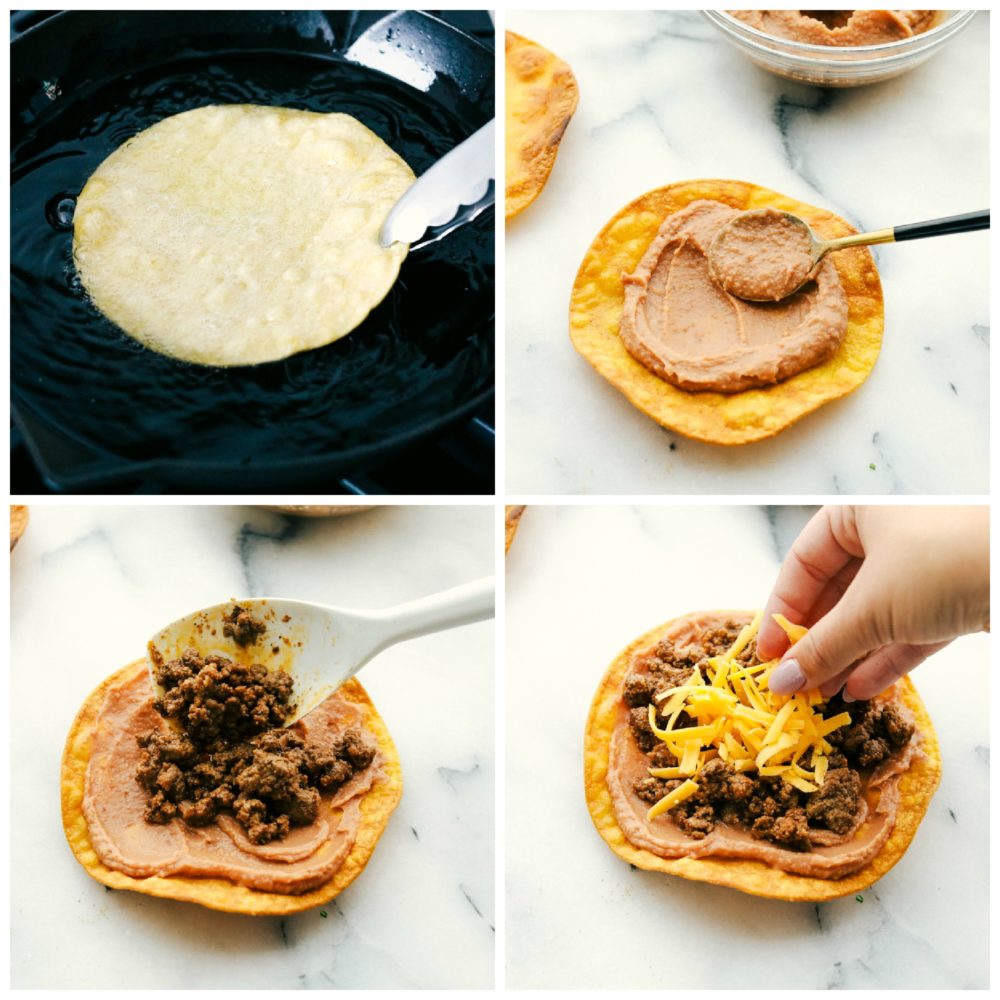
left=147, top=577, right=494, bottom=726
left=708, top=207, right=989, bottom=302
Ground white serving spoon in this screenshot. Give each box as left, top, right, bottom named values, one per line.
left=147, top=576, right=494, bottom=726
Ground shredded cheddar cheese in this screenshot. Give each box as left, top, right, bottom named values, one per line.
left=646, top=779, right=699, bottom=820
left=643, top=612, right=850, bottom=821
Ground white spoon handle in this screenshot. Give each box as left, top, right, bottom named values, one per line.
left=367, top=575, right=495, bottom=651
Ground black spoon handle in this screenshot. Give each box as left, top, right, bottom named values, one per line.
left=894, top=209, right=989, bottom=242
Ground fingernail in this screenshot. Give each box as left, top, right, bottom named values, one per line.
left=769, top=658, right=806, bottom=695
left=843, top=690, right=857, bottom=703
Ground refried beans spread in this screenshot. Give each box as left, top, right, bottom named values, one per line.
left=82, top=651, right=383, bottom=893
left=620, top=200, right=847, bottom=393
left=608, top=612, right=920, bottom=879
left=728, top=11, right=942, bottom=46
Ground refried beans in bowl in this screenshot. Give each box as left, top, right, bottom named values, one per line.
left=704, top=9, right=977, bottom=87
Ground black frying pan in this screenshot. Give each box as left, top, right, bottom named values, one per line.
left=10, top=10, right=494, bottom=492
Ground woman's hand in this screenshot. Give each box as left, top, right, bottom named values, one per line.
left=760, top=506, right=989, bottom=700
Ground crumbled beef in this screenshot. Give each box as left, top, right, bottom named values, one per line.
left=700, top=623, right=744, bottom=658
left=178, top=787, right=232, bottom=827
left=222, top=605, right=267, bottom=646
left=135, top=731, right=197, bottom=780
left=136, top=649, right=375, bottom=844
left=336, top=729, right=377, bottom=771
left=633, top=776, right=679, bottom=804
left=623, top=672, right=656, bottom=708
left=656, top=664, right=696, bottom=691
left=640, top=760, right=816, bottom=849
left=137, top=720, right=375, bottom=844
left=313, top=756, right=355, bottom=790
left=804, top=767, right=861, bottom=834
left=234, top=796, right=290, bottom=844
left=621, top=617, right=912, bottom=854
left=648, top=744, right=679, bottom=769
left=637, top=751, right=864, bottom=852
left=649, top=639, right=697, bottom=670
left=830, top=698, right=915, bottom=770
left=629, top=706, right=658, bottom=753
left=672, top=802, right=716, bottom=839
left=752, top=807, right=811, bottom=851
left=728, top=773, right=755, bottom=801
left=693, top=758, right=731, bottom=800
left=154, top=762, right=186, bottom=797
left=689, top=759, right=757, bottom=808
left=623, top=624, right=745, bottom=752
left=745, top=777, right=802, bottom=819
left=143, top=791, right=178, bottom=824
left=881, top=704, right=916, bottom=748
left=633, top=641, right=698, bottom=690
left=153, top=649, right=293, bottom=743
left=858, top=736, right=892, bottom=767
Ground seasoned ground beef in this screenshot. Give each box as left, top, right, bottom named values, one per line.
left=648, top=744, right=679, bottom=769
left=222, top=605, right=267, bottom=646
left=624, top=621, right=910, bottom=852
left=827, top=696, right=915, bottom=770
left=153, top=648, right=293, bottom=743
left=804, top=767, right=861, bottom=835
left=137, top=650, right=374, bottom=844
left=645, top=761, right=826, bottom=851
left=629, top=706, right=659, bottom=753
left=634, top=776, right=679, bottom=804
left=622, top=672, right=657, bottom=708
left=700, top=624, right=751, bottom=660
left=752, top=808, right=811, bottom=851
left=673, top=802, right=716, bottom=839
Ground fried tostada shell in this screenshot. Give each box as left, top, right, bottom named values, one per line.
left=505, top=31, right=579, bottom=220
left=10, top=505, right=29, bottom=550
left=505, top=505, right=526, bottom=554
left=569, top=180, right=884, bottom=445
left=584, top=612, right=941, bottom=901
left=61, top=660, right=402, bottom=915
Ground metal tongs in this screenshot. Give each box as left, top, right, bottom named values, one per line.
left=379, top=119, right=495, bottom=250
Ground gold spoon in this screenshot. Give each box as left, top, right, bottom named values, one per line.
left=708, top=207, right=989, bottom=302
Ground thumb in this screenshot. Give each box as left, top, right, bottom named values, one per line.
left=768, top=590, right=882, bottom=694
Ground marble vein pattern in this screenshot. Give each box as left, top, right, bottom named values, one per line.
left=11, top=505, right=494, bottom=989
left=505, top=11, right=989, bottom=494
left=504, top=505, right=988, bottom=988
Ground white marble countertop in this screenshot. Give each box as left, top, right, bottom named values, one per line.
left=505, top=11, right=989, bottom=495
left=505, top=505, right=987, bottom=989
left=11, top=504, right=494, bottom=989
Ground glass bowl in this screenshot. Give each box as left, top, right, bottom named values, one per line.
left=703, top=10, right=978, bottom=88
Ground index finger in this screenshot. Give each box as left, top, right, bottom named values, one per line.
left=758, top=507, right=863, bottom=660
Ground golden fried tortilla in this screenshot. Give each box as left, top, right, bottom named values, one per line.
left=261, top=506, right=372, bottom=517
left=61, top=660, right=402, bottom=915
left=505, top=31, right=579, bottom=220
left=570, top=180, right=884, bottom=445
left=505, top=505, right=526, bottom=554
left=584, top=613, right=941, bottom=901
left=10, top=505, right=29, bottom=550
left=73, top=105, right=414, bottom=366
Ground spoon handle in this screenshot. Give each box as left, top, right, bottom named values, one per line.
left=368, top=575, right=495, bottom=649
left=893, top=209, right=989, bottom=242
